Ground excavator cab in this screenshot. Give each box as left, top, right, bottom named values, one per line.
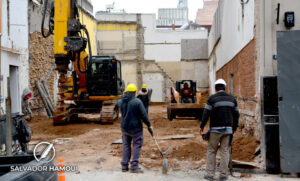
left=87, top=56, right=124, bottom=96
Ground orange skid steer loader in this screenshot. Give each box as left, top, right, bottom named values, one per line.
left=167, top=80, right=208, bottom=121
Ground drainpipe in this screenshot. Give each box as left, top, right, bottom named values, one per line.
left=0, top=0, right=3, bottom=114
left=0, top=27, right=3, bottom=115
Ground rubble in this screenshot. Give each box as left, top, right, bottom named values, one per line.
left=29, top=32, right=56, bottom=115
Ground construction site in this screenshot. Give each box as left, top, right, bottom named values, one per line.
left=0, top=0, right=300, bottom=181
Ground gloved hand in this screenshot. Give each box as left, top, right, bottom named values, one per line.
left=148, top=126, right=154, bottom=137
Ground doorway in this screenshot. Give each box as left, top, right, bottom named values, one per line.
left=9, top=65, right=20, bottom=113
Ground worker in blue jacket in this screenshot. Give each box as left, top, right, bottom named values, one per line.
left=116, top=83, right=153, bottom=173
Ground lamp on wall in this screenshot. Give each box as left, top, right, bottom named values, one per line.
left=284, top=12, right=295, bottom=28
left=240, top=0, right=249, bottom=4
left=240, top=0, right=250, bottom=18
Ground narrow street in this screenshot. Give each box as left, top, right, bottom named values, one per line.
left=1, top=0, right=300, bottom=180
left=29, top=105, right=260, bottom=180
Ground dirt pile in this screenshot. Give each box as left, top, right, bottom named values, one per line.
left=29, top=32, right=56, bottom=115
left=232, top=133, right=260, bottom=162
left=166, top=142, right=206, bottom=161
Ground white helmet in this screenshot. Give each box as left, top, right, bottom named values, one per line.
left=215, top=79, right=227, bottom=87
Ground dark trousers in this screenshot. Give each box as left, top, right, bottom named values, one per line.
left=144, top=104, right=149, bottom=114
left=121, top=130, right=144, bottom=170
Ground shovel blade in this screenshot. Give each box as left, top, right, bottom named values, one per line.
left=162, top=158, right=168, bottom=174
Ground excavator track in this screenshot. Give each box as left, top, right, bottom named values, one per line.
left=99, top=105, right=119, bottom=124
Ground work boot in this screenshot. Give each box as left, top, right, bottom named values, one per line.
left=122, top=168, right=129, bottom=172
left=219, top=176, right=228, bottom=181
left=204, top=175, right=214, bottom=181
left=130, top=168, right=144, bottom=173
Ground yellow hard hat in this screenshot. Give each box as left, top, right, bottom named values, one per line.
left=126, top=83, right=137, bottom=92
left=142, top=84, right=147, bottom=89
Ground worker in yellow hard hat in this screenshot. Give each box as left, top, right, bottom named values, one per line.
left=137, top=84, right=151, bottom=114
left=116, top=83, right=153, bottom=173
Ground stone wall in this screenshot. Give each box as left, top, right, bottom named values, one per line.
left=29, top=32, right=56, bottom=115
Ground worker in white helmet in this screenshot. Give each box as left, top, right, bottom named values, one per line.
left=200, top=79, right=240, bottom=181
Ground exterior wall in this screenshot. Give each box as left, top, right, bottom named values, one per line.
left=96, top=13, right=137, bottom=22
left=196, top=0, right=219, bottom=29
left=257, top=0, right=300, bottom=77
left=143, top=73, right=164, bottom=102
left=142, top=14, right=208, bottom=62
left=121, top=61, right=138, bottom=86
left=216, top=39, right=257, bottom=136
left=28, top=1, right=48, bottom=33
left=0, top=0, right=29, bottom=113
left=96, top=23, right=137, bottom=60
left=96, top=22, right=138, bottom=89
left=77, top=0, right=93, bottom=15
left=181, top=39, right=208, bottom=60
left=209, top=0, right=255, bottom=71
left=158, top=61, right=209, bottom=92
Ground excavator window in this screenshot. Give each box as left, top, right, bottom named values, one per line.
left=87, top=56, right=122, bottom=96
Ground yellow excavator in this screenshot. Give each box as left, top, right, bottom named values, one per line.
left=41, top=0, right=124, bottom=125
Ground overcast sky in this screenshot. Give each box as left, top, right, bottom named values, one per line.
left=91, top=0, right=204, bottom=21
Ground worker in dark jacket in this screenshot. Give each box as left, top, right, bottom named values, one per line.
left=117, top=83, right=153, bottom=173
left=200, top=79, right=239, bottom=181
left=137, top=84, right=150, bottom=114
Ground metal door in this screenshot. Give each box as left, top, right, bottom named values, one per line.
left=277, top=30, right=300, bottom=173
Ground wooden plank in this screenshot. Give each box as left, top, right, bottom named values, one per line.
left=232, top=160, right=260, bottom=168
left=158, top=134, right=195, bottom=140
left=217, top=156, right=260, bottom=169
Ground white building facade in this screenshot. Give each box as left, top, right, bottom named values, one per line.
left=0, top=0, right=29, bottom=113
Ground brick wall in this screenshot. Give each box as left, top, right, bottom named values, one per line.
left=216, top=39, right=259, bottom=137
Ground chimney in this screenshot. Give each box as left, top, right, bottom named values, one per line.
left=172, top=24, right=175, bottom=30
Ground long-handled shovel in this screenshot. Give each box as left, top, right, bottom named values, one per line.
left=148, top=127, right=168, bottom=174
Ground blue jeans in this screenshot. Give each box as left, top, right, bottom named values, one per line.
left=121, top=130, right=144, bottom=170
